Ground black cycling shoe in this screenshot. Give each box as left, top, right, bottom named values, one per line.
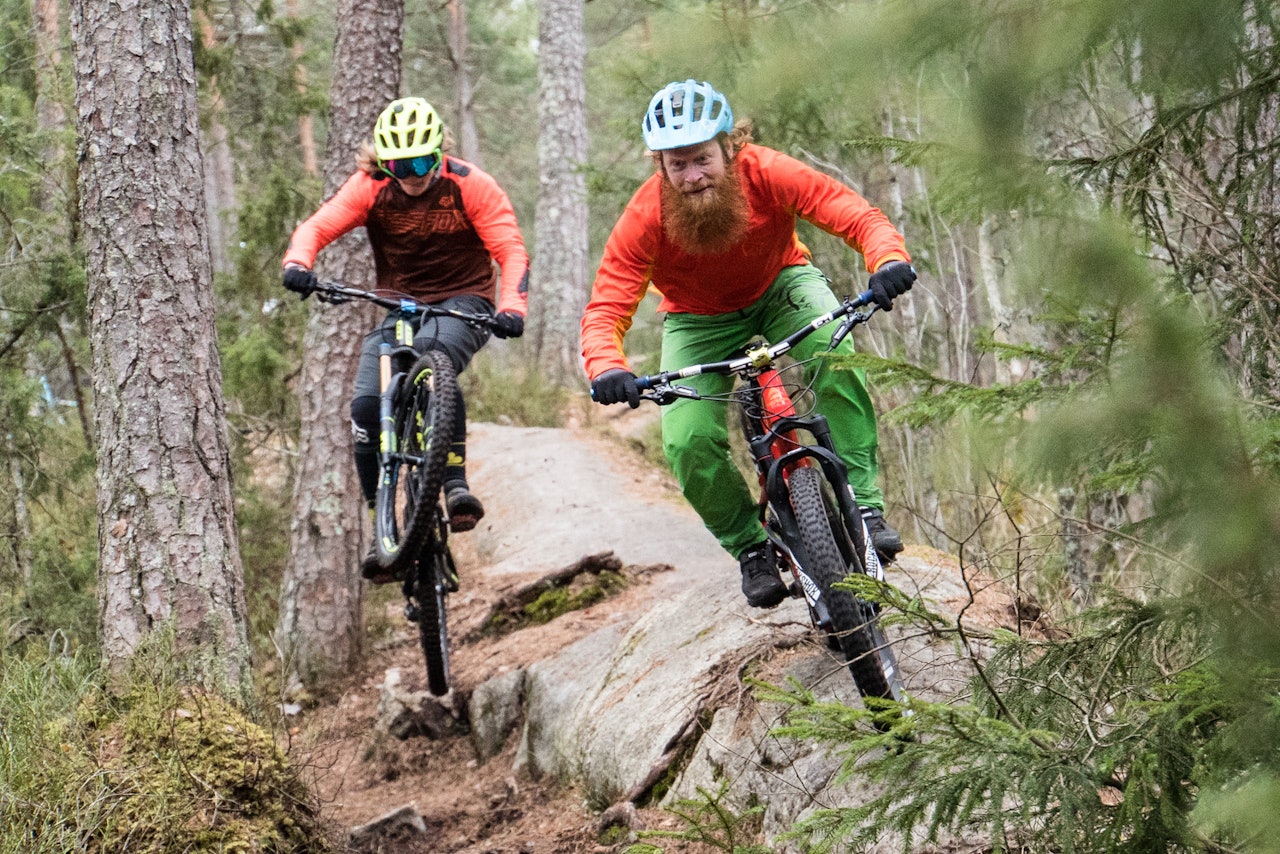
left=739, top=542, right=787, bottom=608
left=445, top=484, right=485, bottom=533
left=360, top=545, right=398, bottom=584
left=861, top=508, right=904, bottom=563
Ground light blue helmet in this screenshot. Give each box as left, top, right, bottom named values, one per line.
left=641, top=79, right=734, bottom=151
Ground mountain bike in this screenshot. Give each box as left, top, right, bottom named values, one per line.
left=631, top=290, right=907, bottom=703
left=313, top=281, right=497, bottom=696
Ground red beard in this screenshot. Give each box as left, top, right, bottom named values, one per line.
left=660, top=163, right=750, bottom=255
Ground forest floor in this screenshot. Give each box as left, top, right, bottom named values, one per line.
left=292, top=409, right=738, bottom=853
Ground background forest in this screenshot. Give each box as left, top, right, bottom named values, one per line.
left=1, top=0, right=1279, bottom=850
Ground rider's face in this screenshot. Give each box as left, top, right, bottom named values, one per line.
left=395, top=174, right=433, bottom=197
left=660, top=140, right=728, bottom=202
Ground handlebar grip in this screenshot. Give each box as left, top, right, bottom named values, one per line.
left=854, top=288, right=875, bottom=307
left=633, top=375, right=655, bottom=392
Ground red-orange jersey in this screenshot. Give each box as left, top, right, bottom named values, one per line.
left=580, top=144, right=910, bottom=379
left=284, top=157, right=529, bottom=315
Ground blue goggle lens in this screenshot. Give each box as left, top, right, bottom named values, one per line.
left=385, top=153, right=439, bottom=179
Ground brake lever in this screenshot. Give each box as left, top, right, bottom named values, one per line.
left=827, top=302, right=878, bottom=351
left=313, top=288, right=353, bottom=306
left=647, top=385, right=700, bottom=406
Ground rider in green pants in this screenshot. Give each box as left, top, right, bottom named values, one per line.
left=581, top=80, right=916, bottom=608
left=660, top=264, right=884, bottom=560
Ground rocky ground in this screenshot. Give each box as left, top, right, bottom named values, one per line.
left=288, top=413, right=1035, bottom=853
left=290, top=412, right=727, bottom=852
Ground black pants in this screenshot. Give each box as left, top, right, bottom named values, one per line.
left=350, top=294, right=493, bottom=506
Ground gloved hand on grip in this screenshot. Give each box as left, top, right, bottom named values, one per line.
left=867, top=260, right=916, bottom=311
left=591, top=368, right=640, bottom=409
left=282, top=264, right=317, bottom=299
left=491, top=311, right=525, bottom=339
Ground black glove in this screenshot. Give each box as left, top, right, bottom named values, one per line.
left=591, top=368, right=640, bottom=409
left=491, top=311, right=525, bottom=339
left=867, top=261, right=917, bottom=311
left=282, top=264, right=317, bottom=299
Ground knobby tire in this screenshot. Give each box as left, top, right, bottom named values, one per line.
left=415, top=513, right=452, bottom=696
left=375, top=350, right=458, bottom=574
left=788, top=466, right=900, bottom=701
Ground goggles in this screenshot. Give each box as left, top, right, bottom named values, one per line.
left=383, top=152, right=440, bottom=179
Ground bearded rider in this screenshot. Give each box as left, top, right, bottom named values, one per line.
left=282, top=97, right=530, bottom=582
left=580, top=79, right=916, bottom=608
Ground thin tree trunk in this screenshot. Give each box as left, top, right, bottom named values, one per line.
left=196, top=10, right=234, bottom=276
left=31, top=0, right=65, bottom=130
left=71, top=0, right=250, bottom=693
left=286, top=0, right=319, bottom=176
left=275, top=0, right=403, bottom=692
left=448, top=0, right=482, bottom=166
left=54, top=320, right=92, bottom=445
left=530, top=0, right=588, bottom=382
left=7, top=446, right=33, bottom=592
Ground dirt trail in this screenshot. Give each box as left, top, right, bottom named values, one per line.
left=297, top=416, right=739, bottom=852
left=292, top=416, right=1013, bottom=853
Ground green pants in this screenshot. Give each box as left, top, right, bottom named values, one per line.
left=661, top=265, right=883, bottom=558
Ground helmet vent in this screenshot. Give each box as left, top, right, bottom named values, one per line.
left=641, top=80, right=733, bottom=151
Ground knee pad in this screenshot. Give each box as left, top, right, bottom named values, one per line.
left=350, top=395, right=379, bottom=448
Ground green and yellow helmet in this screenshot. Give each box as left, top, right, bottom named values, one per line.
left=373, top=97, right=444, bottom=161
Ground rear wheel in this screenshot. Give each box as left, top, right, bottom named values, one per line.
left=374, top=350, right=458, bottom=574
left=789, top=466, right=905, bottom=702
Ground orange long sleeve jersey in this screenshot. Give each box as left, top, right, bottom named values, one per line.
left=580, top=144, right=910, bottom=379
left=283, top=157, right=529, bottom=315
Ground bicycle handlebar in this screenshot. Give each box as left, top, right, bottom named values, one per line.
left=311, top=280, right=500, bottom=329
left=628, top=289, right=879, bottom=403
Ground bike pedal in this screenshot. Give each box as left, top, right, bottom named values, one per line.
left=404, top=602, right=420, bottom=623
left=787, top=581, right=802, bottom=598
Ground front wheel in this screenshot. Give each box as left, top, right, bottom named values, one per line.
left=788, top=466, right=905, bottom=703
left=411, top=513, right=452, bottom=696
left=374, top=350, right=458, bottom=575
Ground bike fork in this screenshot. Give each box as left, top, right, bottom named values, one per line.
left=378, top=343, right=396, bottom=462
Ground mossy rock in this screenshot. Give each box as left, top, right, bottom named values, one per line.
left=90, top=689, right=331, bottom=853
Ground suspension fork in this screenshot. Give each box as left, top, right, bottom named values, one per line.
left=377, top=314, right=419, bottom=459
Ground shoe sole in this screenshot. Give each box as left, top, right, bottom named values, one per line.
left=447, top=494, right=485, bottom=533
left=449, top=514, right=481, bottom=533
left=744, top=584, right=788, bottom=609
left=361, top=564, right=400, bottom=584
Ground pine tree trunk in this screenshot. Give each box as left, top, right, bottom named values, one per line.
left=285, top=0, right=318, bottom=176
left=196, top=10, right=234, bottom=276
left=70, top=0, right=250, bottom=692
left=31, top=0, right=66, bottom=166
left=448, top=0, right=483, bottom=166
left=530, top=0, right=588, bottom=382
left=275, top=0, right=403, bottom=692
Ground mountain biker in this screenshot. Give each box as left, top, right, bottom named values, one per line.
left=581, top=79, right=916, bottom=609
left=281, top=96, right=530, bottom=581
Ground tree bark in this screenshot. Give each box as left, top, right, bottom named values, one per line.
left=31, top=0, right=65, bottom=133
left=530, top=0, right=589, bottom=382
left=195, top=9, right=234, bottom=276
left=285, top=0, right=319, bottom=176
left=447, top=0, right=482, bottom=166
left=275, top=0, right=403, bottom=692
left=70, top=0, right=250, bottom=693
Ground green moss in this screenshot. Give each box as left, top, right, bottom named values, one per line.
left=94, top=689, right=329, bottom=853
left=599, top=822, right=632, bottom=845
left=483, top=570, right=630, bottom=636
left=3, top=644, right=332, bottom=853
left=522, top=570, right=627, bottom=626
